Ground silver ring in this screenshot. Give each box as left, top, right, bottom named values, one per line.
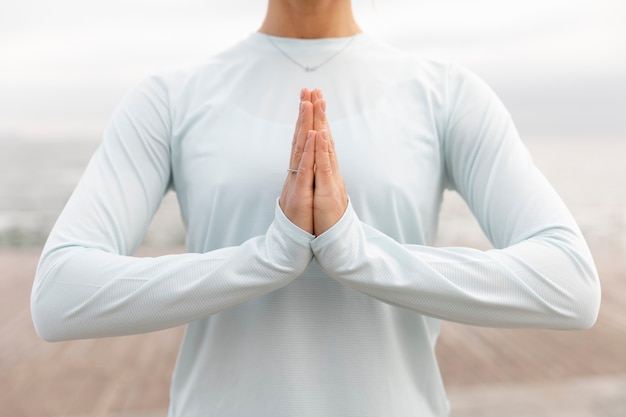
left=287, top=169, right=299, bottom=174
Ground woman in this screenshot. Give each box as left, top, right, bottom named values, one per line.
left=31, top=0, right=601, bottom=415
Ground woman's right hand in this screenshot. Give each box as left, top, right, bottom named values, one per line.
left=279, top=88, right=316, bottom=234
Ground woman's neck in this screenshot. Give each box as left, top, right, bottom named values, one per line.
left=258, top=0, right=361, bottom=38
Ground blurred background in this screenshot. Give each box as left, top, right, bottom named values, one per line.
left=2, top=0, right=625, bottom=142
left=1, top=0, right=625, bottom=247
left=1, top=0, right=625, bottom=416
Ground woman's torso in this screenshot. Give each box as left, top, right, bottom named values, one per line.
left=166, top=33, right=451, bottom=416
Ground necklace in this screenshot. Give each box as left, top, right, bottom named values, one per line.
left=265, top=34, right=356, bottom=72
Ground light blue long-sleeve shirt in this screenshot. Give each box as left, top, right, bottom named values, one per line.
left=31, top=32, right=600, bottom=416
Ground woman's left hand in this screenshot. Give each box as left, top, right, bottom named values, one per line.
left=310, top=90, right=348, bottom=236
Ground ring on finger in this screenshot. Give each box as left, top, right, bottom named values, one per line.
left=287, top=168, right=299, bottom=174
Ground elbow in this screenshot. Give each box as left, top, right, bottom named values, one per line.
left=556, top=272, right=601, bottom=331
left=571, top=282, right=601, bottom=330
left=31, top=271, right=75, bottom=343
left=560, top=301, right=600, bottom=331
left=537, top=234, right=602, bottom=330
left=31, top=293, right=66, bottom=343
left=569, top=253, right=602, bottom=330
left=31, top=270, right=59, bottom=342
left=31, top=246, right=81, bottom=342
left=31, top=308, right=59, bottom=343
left=32, top=323, right=61, bottom=344
left=576, top=307, right=600, bottom=331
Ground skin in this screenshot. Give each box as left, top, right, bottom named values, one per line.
left=265, top=1, right=356, bottom=235
left=279, top=89, right=348, bottom=236
left=258, top=0, right=361, bottom=38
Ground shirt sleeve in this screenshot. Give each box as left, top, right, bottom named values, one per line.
left=310, top=64, right=600, bottom=330
left=31, top=76, right=314, bottom=342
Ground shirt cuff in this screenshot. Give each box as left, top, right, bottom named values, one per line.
left=273, top=197, right=315, bottom=247
left=311, top=198, right=360, bottom=254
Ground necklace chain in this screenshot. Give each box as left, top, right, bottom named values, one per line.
left=265, top=34, right=356, bottom=72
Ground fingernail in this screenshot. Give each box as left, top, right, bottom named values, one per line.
left=318, top=89, right=324, bottom=99
left=300, top=102, right=305, bottom=114
left=321, top=100, right=326, bottom=112
left=300, top=89, right=305, bottom=100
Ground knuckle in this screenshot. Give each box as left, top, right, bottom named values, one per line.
left=291, top=149, right=302, bottom=162
left=319, top=164, right=333, bottom=176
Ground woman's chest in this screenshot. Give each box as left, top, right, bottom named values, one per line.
left=171, top=96, right=445, bottom=244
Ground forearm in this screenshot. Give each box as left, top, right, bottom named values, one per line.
left=311, top=202, right=600, bottom=330
left=31, top=202, right=314, bottom=341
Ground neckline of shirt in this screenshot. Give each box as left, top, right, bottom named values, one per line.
left=245, top=31, right=371, bottom=54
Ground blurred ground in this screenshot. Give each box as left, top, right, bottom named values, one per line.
left=1, top=247, right=624, bottom=417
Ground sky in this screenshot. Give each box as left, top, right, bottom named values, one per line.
left=1, top=0, right=625, bottom=141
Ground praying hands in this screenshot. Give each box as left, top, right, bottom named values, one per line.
left=279, top=88, right=348, bottom=236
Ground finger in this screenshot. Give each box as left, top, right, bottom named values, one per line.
left=315, top=128, right=333, bottom=187
left=311, top=88, right=323, bottom=103
left=319, top=129, right=340, bottom=174
left=290, top=101, right=313, bottom=170
left=297, top=130, right=316, bottom=184
left=292, top=89, right=311, bottom=146
left=313, top=97, right=329, bottom=132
